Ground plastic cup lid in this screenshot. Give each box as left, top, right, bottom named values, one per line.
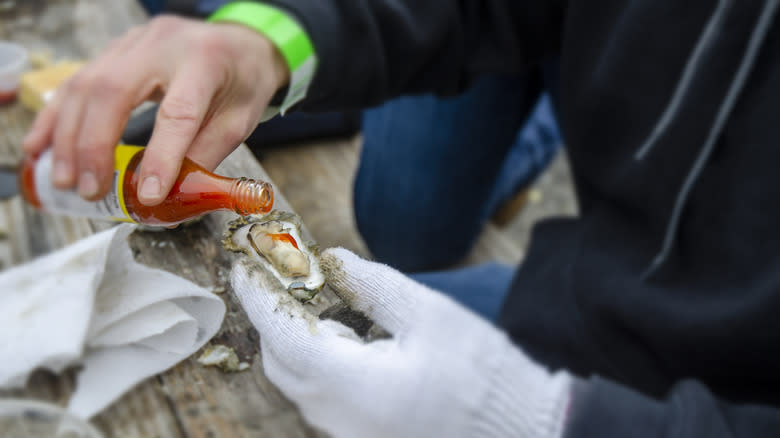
left=0, top=41, right=28, bottom=91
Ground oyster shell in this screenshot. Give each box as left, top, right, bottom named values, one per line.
left=223, top=211, right=325, bottom=301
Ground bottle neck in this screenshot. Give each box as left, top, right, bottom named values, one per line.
left=230, top=177, right=274, bottom=215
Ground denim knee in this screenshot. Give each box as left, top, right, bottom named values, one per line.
left=353, top=167, right=476, bottom=272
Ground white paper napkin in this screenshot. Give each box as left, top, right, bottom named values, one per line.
left=0, top=224, right=226, bottom=419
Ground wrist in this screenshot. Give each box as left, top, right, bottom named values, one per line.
left=471, top=342, right=573, bottom=438
left=265, top=34, right=291, bottom=98
left=208, top=2, right=317, bottom=115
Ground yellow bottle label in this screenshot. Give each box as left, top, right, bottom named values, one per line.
left=34, top=145, right=144, bottom=223
left=114, top=144, right=145, bottom=223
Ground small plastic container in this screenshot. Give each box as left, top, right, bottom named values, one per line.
left=0, top=398, right=103, bottom=438
left=0, top=41, right=28, bottom=104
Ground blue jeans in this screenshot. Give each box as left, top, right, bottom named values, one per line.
left=356, top=74, right=561, bottom=321
left=411, top=263, right=517, bottom=322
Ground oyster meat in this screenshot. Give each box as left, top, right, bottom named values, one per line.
left=246, top=220, right=310, bottom=278
left=224, top=211, right=325, bottom=301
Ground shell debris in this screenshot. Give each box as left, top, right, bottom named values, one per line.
left=197, top=344, right=250, bottom=372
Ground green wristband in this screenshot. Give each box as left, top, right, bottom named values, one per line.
left=209, top=2, right=317, bottom=115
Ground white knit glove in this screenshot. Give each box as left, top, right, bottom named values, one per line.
left=231, top=248, right=572, bottom=438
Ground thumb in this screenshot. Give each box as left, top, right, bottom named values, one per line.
left=231, top=259, right=361, bottom=376
left=230, top=259, right=307, bottom=341
left=321, top=248, right=433, bottom=335
left=136, top=62, right=217, bottom=205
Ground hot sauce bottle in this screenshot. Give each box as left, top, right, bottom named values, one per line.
left=0, top=89, right=17, bottom=104
left=19, top=145, right=274, bottom=226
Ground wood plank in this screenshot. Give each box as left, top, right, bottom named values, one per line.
left=497, top=153, right=579, bottom=249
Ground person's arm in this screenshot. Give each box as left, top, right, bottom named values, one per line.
left=258, top=0, right=564, bottom=109
left=566, top=377, right=780, bottom=438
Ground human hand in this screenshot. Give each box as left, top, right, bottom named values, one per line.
left=22, top=15, right=289, bottom=205
left=231, top=248, right=572, bottom=438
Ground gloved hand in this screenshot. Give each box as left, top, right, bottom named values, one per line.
left=231, top=248, right=573, bottom=438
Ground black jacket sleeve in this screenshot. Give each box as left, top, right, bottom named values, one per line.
left=258, top=0, right=564, bottom=110
left=566, top=378, right=780, bottom=438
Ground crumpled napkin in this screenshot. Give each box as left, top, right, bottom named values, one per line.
left=0, top=224, right=226, bottom=419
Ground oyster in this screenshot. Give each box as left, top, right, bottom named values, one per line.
left=224, top=211, right=325, bottom=301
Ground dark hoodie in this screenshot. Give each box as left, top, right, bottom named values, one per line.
left=257, top=0, right=780, bottom=435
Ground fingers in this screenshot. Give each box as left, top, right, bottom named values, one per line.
left=50, top=78, right=90, bottom=193
left=230, top=260, right=309, bottom=343
left=135, top=61, right=219, bottom=205
left=20, top=17, right=280, bottom=205
left=185, top=107, right=256, bottom=171
left=231, top=262, right=361, bottom=377
left=22, top=27, right=149, bottom=196
left=22, top=91, right=59, bottom=160
left=260, top=319, right=364, bottom=384
left=70, top=52, right=154, bottom=199
left=321, top=247, right=425, bottom=335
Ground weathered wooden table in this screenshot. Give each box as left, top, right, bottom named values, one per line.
left=0, top=2, right=340, bottom=436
